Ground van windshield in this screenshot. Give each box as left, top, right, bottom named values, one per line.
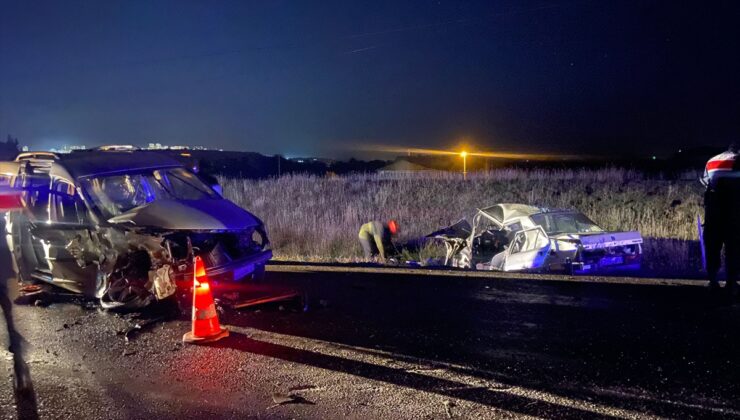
left=81, top=167, right=219, bottom=218
left=529, top=212, right=603, bottom=235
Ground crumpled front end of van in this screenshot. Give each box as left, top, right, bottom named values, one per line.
left=68, top=199, right=272, bottom=310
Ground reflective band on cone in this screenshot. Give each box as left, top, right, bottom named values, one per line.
left=183, top=256, right=229, bottom=344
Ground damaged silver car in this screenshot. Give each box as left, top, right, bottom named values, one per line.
left=1, top=148, right=271, bottom=310
left=429, top=204, right=642, bottom=273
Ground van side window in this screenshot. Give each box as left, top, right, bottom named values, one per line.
left=22, top=172, right=51, bottom=221
left=50, top=180, right=88, bottom=225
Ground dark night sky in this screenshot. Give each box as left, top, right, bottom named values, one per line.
left=1, top=0, right=738, bottom=158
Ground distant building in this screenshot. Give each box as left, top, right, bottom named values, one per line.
left=144, top=143, right=210, bottom=151
left=50, top=145, right=87, bottom=153
left=289, top=156, right=336, bottom=165
left=377, top=158, right=435, bottom=176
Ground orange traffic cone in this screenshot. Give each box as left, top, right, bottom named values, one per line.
left=183, top=256, right=229, bottom=344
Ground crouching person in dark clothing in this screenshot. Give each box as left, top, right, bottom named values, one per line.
left=358, top=220, right=399, bottom=262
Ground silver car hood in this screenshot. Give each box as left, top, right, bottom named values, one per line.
left=107, top=199, right=260, bottom=231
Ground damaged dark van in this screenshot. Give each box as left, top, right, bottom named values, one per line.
left=1, top=147, right=271, bottom=310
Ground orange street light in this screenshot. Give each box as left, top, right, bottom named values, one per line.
left=460, top=151, right=468, bottom=180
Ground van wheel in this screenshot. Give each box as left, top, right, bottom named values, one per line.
left=99, top=279, right=154, bottom=311
left=99, top=252, right=155, bottom=311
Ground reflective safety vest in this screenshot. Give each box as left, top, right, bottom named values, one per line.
left=702, top=151, right=738, bottom=188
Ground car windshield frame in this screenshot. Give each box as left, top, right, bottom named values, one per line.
left=529, top=211, right=603, bottom=235
left=79, top=167, right=220, bottom=220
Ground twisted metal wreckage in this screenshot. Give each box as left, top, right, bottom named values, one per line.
left=428, top=204, right=643, bottom=273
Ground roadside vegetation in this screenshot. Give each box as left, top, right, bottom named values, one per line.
left=222, top=168, right=706, bottom=277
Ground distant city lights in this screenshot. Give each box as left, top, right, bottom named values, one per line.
left=42, top=143, right=219, bottom=153
left=49, top=145, right=87, bottom=153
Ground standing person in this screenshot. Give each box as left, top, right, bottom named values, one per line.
left=701, top=143, right=739, bottom=291
left=0, top=214, right=38, bottom=417
left=358, top=220, right=399, bottom=262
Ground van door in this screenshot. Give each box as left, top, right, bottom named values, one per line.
left=502, top=226, right=551, bottom=271
left=29, top=179, right=98, bottom=294
left=15, top=169, right=53, bottom=272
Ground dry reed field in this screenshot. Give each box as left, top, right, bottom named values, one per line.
left=222, top=168, right=707, bottom=277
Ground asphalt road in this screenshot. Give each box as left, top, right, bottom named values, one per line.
left=1, top=233, right=739, bottom=419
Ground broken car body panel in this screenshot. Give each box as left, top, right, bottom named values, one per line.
left=3, top=149, right=272, bottom=310
left=430, top=203, right=642, bottom=273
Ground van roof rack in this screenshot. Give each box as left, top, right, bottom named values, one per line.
left=15, top=152, right=60, bottom=162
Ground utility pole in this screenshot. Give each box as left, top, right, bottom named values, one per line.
left=460, top=151, right=468, bottom=181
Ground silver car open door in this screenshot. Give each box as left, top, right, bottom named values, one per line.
left=502, top=226, right=551, bottom=271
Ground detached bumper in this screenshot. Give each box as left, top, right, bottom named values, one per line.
left=175, top=249, right=273, bottom=285
left=571, top=255, right=642, bottom=274
left=207, top=249, right=272, bottom=280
